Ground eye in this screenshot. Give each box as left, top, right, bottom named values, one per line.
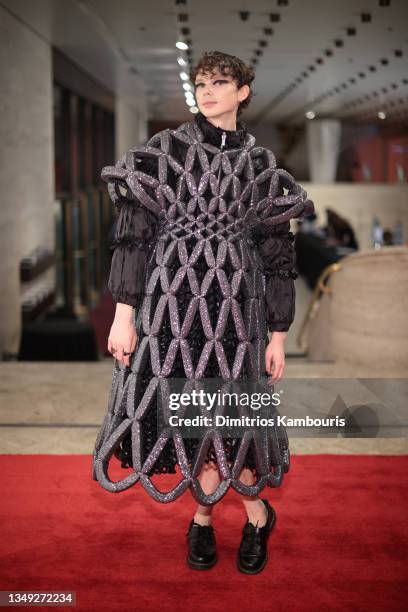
left=195, top=79, right=228, bottom=88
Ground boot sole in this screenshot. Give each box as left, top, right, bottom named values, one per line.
left=187, top=554, right=218, bottom=570
left=236, top=508, right=277, bottom=574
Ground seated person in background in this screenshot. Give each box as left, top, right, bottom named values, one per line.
left=295, top=208, right=358, bottom=290
left=324, top=208, right=359, bottom=251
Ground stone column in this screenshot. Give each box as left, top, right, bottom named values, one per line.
left=0, top=6, right=54, bottom=359
left=306, top=119, right=341, bottom=182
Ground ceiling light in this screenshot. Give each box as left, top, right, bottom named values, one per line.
left=183, top=83, right=191, bottom=91
left=189, top=106, right=198, bottom=114
left=179, top=71, right=189, bottom=80
left=305, top=110, right=316, bottom=119
left=177, top=57, right=187, bottom=66
left=378, top=111, right=386, bottom=119
left=176, top=41, right=188, bottom=50
left=186, top=98, right=195, bottom=107
left=239, top=11, right=250, bottom=21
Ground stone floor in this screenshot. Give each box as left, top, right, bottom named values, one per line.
left=1, top=359, right=406, bottom=456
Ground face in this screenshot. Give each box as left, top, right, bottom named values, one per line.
left=194, top=69, right=250, bottom=120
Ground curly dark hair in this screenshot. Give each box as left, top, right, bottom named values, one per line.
left=189, top=51, right=255, bottom=116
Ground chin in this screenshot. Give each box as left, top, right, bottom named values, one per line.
left=200, top=106, right=227, bottom=119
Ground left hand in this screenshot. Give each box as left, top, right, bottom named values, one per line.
left=265, top=332, right=286, bottom=385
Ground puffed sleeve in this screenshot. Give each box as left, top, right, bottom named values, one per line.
left=103, top=156, right=159, bottom=309
left=251, top=220, right=297, bottom=333
left=251, top=153, right=314, bottom=333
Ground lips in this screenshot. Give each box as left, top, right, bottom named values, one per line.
left=203, top=101, right=216, bottom=106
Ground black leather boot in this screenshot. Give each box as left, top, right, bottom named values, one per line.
left=186, top=519, right=217, bottom=570
left=237, top=498, right=276, bottom=574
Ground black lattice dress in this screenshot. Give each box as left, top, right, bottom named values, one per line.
left=92, top=111, right=314, bottom=504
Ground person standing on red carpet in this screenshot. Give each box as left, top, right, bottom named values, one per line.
left=93, top=50, right=313, bottom=575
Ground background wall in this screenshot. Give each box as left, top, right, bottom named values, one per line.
left=301, top=183, right=408, bottom=251
left=0, top=6, right=54, bottom=357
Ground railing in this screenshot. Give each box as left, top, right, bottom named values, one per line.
left=296, top=262, right=342, bottom=352
left=54, top=188, right=114, bottom=316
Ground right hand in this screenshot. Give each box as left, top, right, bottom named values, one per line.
left=107, top=306, right=138, bottom=367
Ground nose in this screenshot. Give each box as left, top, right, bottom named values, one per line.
left=200, top=83, right=214, bottom=96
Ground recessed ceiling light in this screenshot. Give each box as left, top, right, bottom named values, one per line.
left=378, top=111, right=386, bottom=119
left=189, top=106, right=198, bottom=114
left=305, top=110, right=316, bottom=119
left=176, top=41, right=188, bottom=50
left=179, top=71, right=189, bottom=80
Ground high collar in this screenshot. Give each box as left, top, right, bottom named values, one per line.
left=194, top=111, right=247, bottom=149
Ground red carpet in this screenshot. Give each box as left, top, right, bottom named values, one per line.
left=0, top=454, right=407, bottom=611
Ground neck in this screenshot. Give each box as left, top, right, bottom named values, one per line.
left=203, top=109, right=237, bottom=131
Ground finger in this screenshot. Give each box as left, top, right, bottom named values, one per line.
left=265, top=353, right=273, bottom=374
left=270, top=365, right=282, bottom=383
left=271, top=363, right=285, bottom=383
left=124, top=348, right=131, bottom=367
left=116, top=346, right=124, bottom=364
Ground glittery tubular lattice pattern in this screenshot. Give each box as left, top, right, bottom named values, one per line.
left=92, top=119, right=313, bottom=505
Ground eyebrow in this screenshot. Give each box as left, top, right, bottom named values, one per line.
left=195, top=76, right=230, bottom=85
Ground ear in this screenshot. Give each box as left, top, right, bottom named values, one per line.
left=238, top=84, right=250, bottom=103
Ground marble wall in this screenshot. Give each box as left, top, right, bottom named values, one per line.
left=0, top=6, right=54, bottom=358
